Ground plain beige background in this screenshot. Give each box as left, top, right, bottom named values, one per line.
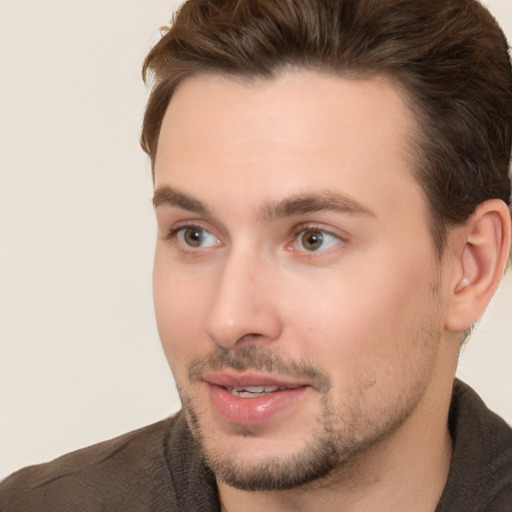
left=1, top=0, right=511, bottom=480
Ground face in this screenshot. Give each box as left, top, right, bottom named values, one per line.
left=153, top=70, right=448, bottom=490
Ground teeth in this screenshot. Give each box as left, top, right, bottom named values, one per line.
left=226, top=385, right=286, bottom=397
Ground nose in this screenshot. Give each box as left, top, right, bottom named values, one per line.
left=205, top=248, right=283, bottom=349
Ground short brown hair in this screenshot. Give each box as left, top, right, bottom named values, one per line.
left=141, top=0, right=512, bottom=256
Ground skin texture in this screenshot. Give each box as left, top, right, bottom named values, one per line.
left=151, top=70, right=509, bottom=511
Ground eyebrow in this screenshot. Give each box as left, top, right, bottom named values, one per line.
left=260, top=191, right=376, bottom=220
left=153, top=185, right=375, bottom=220
left=153, top=186, right=209, bottom=215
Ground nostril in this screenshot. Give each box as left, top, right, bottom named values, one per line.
left=238, top=333, right=265, bottom=344
left=208, top=332, right=263, bottom=347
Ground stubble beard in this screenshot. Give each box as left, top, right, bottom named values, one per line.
left=177, top=333, right=440, bottom=492
left=184, top=390, right=350, bottom=491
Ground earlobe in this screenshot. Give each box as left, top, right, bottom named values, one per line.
left=445, top=199, right=511, bottom=333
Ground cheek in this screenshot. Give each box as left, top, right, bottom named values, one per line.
left=152, top=254, right=212, bottom=378
left=284, top=253, right=440, bottom=379
left=285, top=271, right=441, bottom=427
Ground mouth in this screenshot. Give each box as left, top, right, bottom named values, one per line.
left=224, top=385, right=292, bottom=398
left=203, top=372, right=311, bottom=426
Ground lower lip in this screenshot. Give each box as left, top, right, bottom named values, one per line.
left=208, top=384, right=309, bottom=426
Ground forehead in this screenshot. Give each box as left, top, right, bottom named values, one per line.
left=154, top=70, right=425, bottom=224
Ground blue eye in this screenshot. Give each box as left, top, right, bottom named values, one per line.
left=177, top=227, right=219, bottom=248
left=294, top=229, right=340, bottom=252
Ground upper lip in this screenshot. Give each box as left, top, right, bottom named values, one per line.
left=203, top=371, right=309, bottom=389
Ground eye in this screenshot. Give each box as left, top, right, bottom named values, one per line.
left=294, top=229, right=340, bottom=252
left=176, top=226, right=220, bottom=248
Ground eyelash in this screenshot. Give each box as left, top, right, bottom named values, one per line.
left=163, top=222, right=345, bottom=254
left=290, top=223, right=344, bottom=253
left=164, top=224, right=216, bottom=244
left=164, top=224, right=196, bottom=241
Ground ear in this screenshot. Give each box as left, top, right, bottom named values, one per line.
left=445, top=199, right=511, bottom=333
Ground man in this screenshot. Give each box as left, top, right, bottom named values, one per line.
left=1, top=0, right=511, bottom=510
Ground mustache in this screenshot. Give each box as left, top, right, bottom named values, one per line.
left=187, top=345, right=332, bottom=392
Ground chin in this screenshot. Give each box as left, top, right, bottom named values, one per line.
left=184, top=398, right=361, bottom=492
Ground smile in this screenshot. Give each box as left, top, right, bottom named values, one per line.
left=225, top=385, right=289, bottom=397
left=207, top=382, right=310, bottom=426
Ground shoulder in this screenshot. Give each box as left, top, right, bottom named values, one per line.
left=437, top=380, right=512, bottom=511
left=0, top=414, right=181, bottom=512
